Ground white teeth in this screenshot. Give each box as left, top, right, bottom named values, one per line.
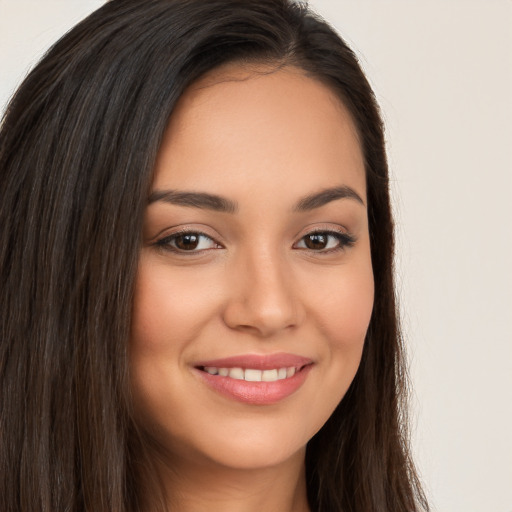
left=286, top=367, right=296, bottom=378
left=203, top=366, right=299, bottom=382
left=262, top=369, right=278, bottom=382
left=244, top=369, right=262, bottom=382
left=228, top=367, right=244, bottom=380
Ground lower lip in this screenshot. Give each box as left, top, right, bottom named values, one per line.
left=194, top=365, right=313, bottom=405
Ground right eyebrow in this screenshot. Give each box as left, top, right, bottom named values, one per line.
left=147, top=189, right=238, bottom=214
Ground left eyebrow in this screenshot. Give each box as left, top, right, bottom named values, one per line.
left=294, top=186, right=365, bottom=211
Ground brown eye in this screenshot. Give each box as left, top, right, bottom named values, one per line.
left=304, top=233, right=328, bottom=250
left=155, top=232, right=220, bottom=253
left=294, top=231, right=356, bottom=252
left=174, top=233, right=200, bottom=250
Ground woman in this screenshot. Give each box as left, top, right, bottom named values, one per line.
left=0, top=0, right=429, bottom=510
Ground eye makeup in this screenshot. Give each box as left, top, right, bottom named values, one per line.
left=152, top=226, right=356, bottom=256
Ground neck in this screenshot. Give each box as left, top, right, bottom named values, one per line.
left=143, top=446, right=310, bottom=512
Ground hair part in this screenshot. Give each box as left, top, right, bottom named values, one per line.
left=0, top=1, right=428, bottom=510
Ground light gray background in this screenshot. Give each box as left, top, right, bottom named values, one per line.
left=1, top=2, right=511, bottom=511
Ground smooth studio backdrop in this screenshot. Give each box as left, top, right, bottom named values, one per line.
left=1, top=1, right=511, bottom=511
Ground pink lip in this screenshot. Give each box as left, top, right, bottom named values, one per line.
left=193, top=353, right=314, bottom=405
left=194, top=353, right=312, bottom=370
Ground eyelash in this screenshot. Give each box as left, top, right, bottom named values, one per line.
left=295, top=229, right=356, bottom=252
left=154, top=228, right=356, bottom=255
left=154, top=231, right=222, bottom=253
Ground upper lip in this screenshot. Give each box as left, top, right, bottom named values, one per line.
left=194, top=352, right=313, bottom=370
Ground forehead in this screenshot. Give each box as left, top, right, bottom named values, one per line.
left=153, top=63, right=366, bottom=203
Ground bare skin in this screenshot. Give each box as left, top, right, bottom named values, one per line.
left=151, top=446, right=309, bottom=512
left=130, top=63, right=374, bottom=511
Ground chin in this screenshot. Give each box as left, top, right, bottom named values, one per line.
left=142, top=411, right=314, bottom=473
left=195, top=435, right=308, bottom=472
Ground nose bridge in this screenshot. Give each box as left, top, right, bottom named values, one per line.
left=223, top=242, right=300, bottom=336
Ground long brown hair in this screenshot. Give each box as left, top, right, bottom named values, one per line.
left=0, top=1, right=429, bottom=510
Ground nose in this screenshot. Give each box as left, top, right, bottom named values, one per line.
left=222, top=249, right=303, bottom=338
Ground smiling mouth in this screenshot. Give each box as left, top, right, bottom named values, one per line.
left=194, top=361, right=314, bottom=405
left=193, top=353, right=314, bottom=404
left=197, top=365, right=309, bottom=382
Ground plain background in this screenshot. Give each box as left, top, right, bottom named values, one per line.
left=1, top=1, right=511, bottom=511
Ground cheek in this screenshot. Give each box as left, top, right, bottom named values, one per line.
left=287, top=256, right=374, bottom=444
left=312, top=259, right=374, bottom=352
left=129, top=259, right=215, bottom=422
left=130, top=258, right=221, bottom=353
left=308, top=254, right=374, bottom=407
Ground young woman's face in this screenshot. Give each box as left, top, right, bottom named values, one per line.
left=130, top=65, right=374, bottom=471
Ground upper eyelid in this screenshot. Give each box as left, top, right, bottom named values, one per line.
left=302, top=227, right=346, bottom=235
left=294, top=224, right=352, bottom=240
left=156, top=226, right=350, bottom=239
left=159, top=230, right=220, bottom=245
left=154, top=224, right=353, bottom=239
left=149, top=225, right=222, bottom=244
left=294, top=230, right=355, bottom=246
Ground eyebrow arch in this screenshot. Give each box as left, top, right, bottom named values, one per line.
left=148, top=190, right=238, bottom=213
left=148, top=184, right=365, bottom=214
left=294, top=186, right=365, bottom=211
